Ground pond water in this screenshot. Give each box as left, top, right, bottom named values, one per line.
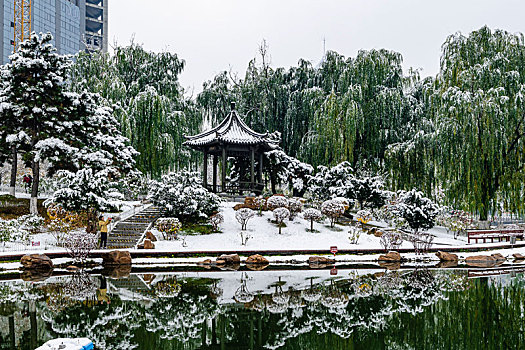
left=0, top=266, right=524, bottom=349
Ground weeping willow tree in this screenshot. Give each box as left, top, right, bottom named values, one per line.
left=197, top=44, right=418, bottom=170
left=387, top=26, right=525, bottom=220
left=299, top=49, right=418, bottom=169
left=70, top=43, right=202, bottom=177
left=432, top=26, right=525, bottom=220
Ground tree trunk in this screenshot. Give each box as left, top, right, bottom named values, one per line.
left=86, top=208, right=98, bottom=234
left=278, top=222, right=282, bottom=234
left=9, top=146, right=17, bottom=196
left=270, top=172, right=277, bottom=194
left=29, top=160, right=39, bottom=215
left=310, top=219, right=314, bottom=231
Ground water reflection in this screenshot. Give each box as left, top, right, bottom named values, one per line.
left=0, top=267, right=523, bottom=349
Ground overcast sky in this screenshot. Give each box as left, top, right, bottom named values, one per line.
left=108, top=0, right=525, bottom=95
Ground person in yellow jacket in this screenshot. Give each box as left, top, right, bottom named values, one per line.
left=98, top=215, right=112, bottom=249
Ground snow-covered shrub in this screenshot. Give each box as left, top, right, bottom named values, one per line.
left=349, top=226, right=361, bottom=244
left=409, top=232, right=434, bottom=255
left=64, top=231, right=98, bottom=264
left=240, top=231, right=251, bottom=246
left=235, top=208, right=255, bottom=230
left=351, top=176, right=387, bottom=209
left=392, top=189, right=439, bottom=234
left=209, top=213, right=224, bottom=232
left=267, top=195, right=289, bottom=210
left=321, top=200, right=345, bottom=227
left=0, top=219, right=18, bottom=246
left=288, top=198, right=303, bottom=220
left=333, top=197, right=351, bottom=210
left=308, top=162, right=354, bottom=200
left=148, top=171, right=221, bottom=222
left=303, top=208, right=323, bottom=232
left=46, top=168, right=123, bottom=233
left=253, top=196, right=266, bottom=216
left=380, top=231, right=403, bottom=251
left=308, top=162, right=388, bottom=209
left=46, top=205, right=84, bottom=246
left=0, top=216, right=42, bottom=245
left=155, top=218, right=182, bottom=240
left=155, top=280, right=182, bottom=299
left=356, top=209, right=373, bottom=224
left=18, top=214, right=45, bottom=235
left=273, top=208, right=290, bottom=234
left=264, top=150, right=313, bottom=196
left=438, top=209, right=472, bottom=239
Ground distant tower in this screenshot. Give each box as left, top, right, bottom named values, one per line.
left=81, top=0, right=108, bottom=52
left=13, top=0, right=31, bottom=51
left=2, top=0, right=90, bottom=64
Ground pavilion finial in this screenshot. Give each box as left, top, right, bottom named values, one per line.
left=231, top=101, right=236, bottom=111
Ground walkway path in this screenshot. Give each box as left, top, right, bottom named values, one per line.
left=107, top=206, right=161, bottom=249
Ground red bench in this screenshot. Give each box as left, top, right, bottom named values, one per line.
left=467, top=228, right=524, bottom=244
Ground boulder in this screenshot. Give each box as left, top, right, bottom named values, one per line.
left=435, top=251, right=459, bottom=262
left=436, top=260, right=458, bottom=268
left=491, top=253, right=506, bottom=261
left=233, top=204, right=247, bottom=211
left=244, top=197, right=257, bottom=209
left=217, top=254, right=240, bottom=264
left=102, top=250, right=132, bottom=265
left=142, top=274, right=155, bottom=283
left=66, top=265, right=79, bottom=271
left=512, top=253, right=525, bottom=260
left=215, top=259, right=226, bottom=265
left=246, top=254, right=269, bottom=265
left=218, top=264, right=240, bottom=271
left=246, top=263, right=269, bottom=271
left=373, top=272, right=385, bottom=278
left=378, top=261, right=401, bottom=270
left=198, top=259, right=213, bottom=265
left=465, top=255, right=497, bottom=267
left=143, top=239, right=155, bottom=249
left=20, top=254, right=53, bottom=270
left=102, top=264, right=131, bottom=279
left=378, top=251, right=402, bottom=262
left=145, top=231, right=157, bottom=242
left=373, top=230, right=383, bottom=237
left=308, top=256, right=335, bottom=265
left=20, top=269, right=52, bottom=282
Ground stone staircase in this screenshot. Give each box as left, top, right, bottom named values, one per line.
left=107, top=206, right=161, bottom=249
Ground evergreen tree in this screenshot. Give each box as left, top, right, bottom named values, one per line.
left=3, top=33, right=72, bottom=213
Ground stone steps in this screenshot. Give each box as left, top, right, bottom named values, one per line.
left=106, top=206, right=161, bottom=249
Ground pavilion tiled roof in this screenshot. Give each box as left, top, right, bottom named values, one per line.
left=184, top=104, right=278, bottom=149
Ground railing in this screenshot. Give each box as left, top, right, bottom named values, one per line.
left=0, top=236, right=58, bottom=253
left=206, top=182, right=264, bottom=194
left=0, top=186, right=53, bottom=198
left=108, top=203, right=152, bottom=232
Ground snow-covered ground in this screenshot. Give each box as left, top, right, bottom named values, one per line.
left=150, top=202, right=472, bottom=252
left=1, top=201, right=525, bottom=273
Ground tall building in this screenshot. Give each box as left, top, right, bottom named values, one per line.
left=0, top=0, right=108, bottom=64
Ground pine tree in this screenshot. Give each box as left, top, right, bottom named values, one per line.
left=4, top=33, right=72, bottom=213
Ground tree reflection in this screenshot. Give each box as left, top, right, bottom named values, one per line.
left=0, top=269, right=523, bottom=349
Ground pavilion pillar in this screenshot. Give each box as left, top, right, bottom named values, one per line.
left=258, top=153, right=264, bottom=187
left=250, top=148, right=255, bottom=191
left=221, top=147, right=227, bottom=192
left=213, top=155, right=218, bottom=193
left=203, top=149, right=208, bottom=190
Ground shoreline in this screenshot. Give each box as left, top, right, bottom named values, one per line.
left=1, top=243, right=524, bottom=274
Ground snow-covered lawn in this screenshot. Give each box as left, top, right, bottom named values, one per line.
left=151, top=202, right=470, bottom=252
